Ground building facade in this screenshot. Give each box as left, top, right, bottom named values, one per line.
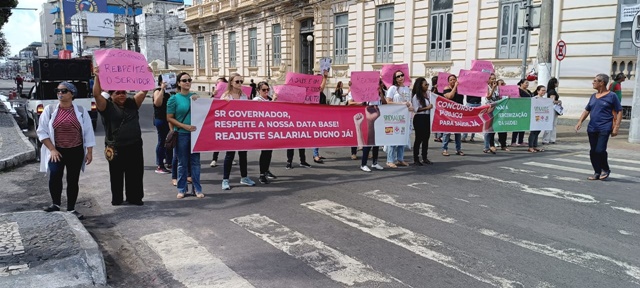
left=70, top=12, right=128, bottom=57
left=137, top=2, right=194, bottom=67
left=184, top=0, right=635, bottom=116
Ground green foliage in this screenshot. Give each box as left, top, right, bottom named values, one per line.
left=0, top=0, right=19, bottom=57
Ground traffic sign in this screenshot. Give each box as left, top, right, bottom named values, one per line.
left=555, top=40, right=566, bottom=61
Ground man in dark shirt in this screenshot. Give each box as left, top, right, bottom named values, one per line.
left=15, top=74, right=23, bottom=95
left=249, top=79, right=257, bottom=98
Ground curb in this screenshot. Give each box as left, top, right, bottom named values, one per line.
left=61, top=212, right=107, bottom=286
left=0, top=113, right=36, bottom=171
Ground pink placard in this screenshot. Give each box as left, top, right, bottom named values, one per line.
left=213, top=82, right=227, bottom=99
left=457, top=70, right=490, bottom=97
left=437, top=72, right=452, bottom=93
left=381, top=64, right=410, bottom=88
left=285, top=72, right=324, bottom=103
left=241, top=86, right=253, bottom=97
left=499, top=85, right=520, bottom=98
left=350, top=71, right=381, bottom=102
left=273, top=85, right=307, bottom=103
left=470, top=60, right=495, bottom=73
left=94, top=49, right=154, bottom=91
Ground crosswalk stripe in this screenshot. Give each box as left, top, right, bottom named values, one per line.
left=499, top=167, right=581, bottom=182
left=362, top=190, right=456, bottom=223
left=141, top=229, right=254, bottom=288
left=230, top=214, right=403, bottom=287
left=523, top=162, right=640, bottom=182
left=452, top=173, right=599, bottom=204
left=302, top=199, right=522, bottom=288
left=575, top=154, right=640, bottom=165
left=550, top=158, right=640, bottom=172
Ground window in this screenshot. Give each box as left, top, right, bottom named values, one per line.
left=497, top=0, right=525, bottom=59
left=229, top=31, right=237, bottom=67
left=376, top=6, right=394, bottom=63
left=197, top=36, right=205, bottom=68
left=272, top=24, right=281, bottom=66
left=615, top=0, right=640, bottom=56
left=188, top=48, right=194, bottom=52
left=180, top=48, right=187, bottom=52
left=99, top=40, right=106, bottom=48
left=429, top=0, right=452, bottom=61
left=334, top=14, right=349, bottom=65
left=212, top=34, right=219, bottom=68
left=248, top=28, right=258, bottom=67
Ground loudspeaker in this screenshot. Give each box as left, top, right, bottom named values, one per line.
left=33, top=59, right=92, bottom=81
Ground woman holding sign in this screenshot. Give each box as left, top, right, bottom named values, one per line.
left=167, top=72, right=204, bottom=199
left=253, top=81, right=278, bottom=184
left=385, top=70, right=412, bottom=167
left=411, top=77, right=433, bottom=165
left=442, top=75, right=465, bottom=156
left=511, top=79, right=532, bottom=147
left=220, top=73, right=256, bottom=190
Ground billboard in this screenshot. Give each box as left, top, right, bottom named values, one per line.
left=62, top=0, right=108, bottom=28
left=86, top=13, right=114, bottom=37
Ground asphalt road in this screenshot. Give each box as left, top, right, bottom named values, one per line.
left=1, top=95, right=639, bottom=287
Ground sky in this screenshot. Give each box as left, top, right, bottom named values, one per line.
left=3, top=0, right=42, bottom=57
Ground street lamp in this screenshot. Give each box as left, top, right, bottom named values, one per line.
left=306, top=35, right=313, bottom=74
left=266, top=38, right=271, bottom=79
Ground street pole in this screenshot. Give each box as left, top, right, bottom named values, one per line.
left=307, top=35, right=314, bottom=75
left=162, top=3, right=168, bottom=69
left=266, top=39, right=271, bottom=79
left=630, top=50, right=640, bottom=143
left=59, top=0, right=67, bottom=50
left=131, top=0, right=140, bottom=52
left=537, top=0, right=553, bottom=88
left=521, top=0, right=532, bottom=79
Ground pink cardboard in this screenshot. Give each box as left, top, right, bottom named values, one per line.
left=381, top=64, right=410, bottom=88
left=457, top=69, right=490, bottom=97
left=470, top=60, right=495, bottom=73
left=285, top=72, right=324, bottom=100
left=350, top=71, right=381, bottom=102
left=500, top=85, right=520, bottom=98
left=273, top=85, right=307, bottom=103
left=437, top=72, right=452, bottom=93
left=241, top=86, right=253, bottom=97
left=213, top=82, right=227, bottom=99
left=94, top=49, right=154, bottom=91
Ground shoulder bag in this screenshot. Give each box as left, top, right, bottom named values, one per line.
left=164, top=106, right=191, bottom=149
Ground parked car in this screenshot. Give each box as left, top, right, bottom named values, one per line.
left=0, top=95, right=29, bottom=130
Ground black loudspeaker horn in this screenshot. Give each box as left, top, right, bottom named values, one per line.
left=33, top=59, right=92, bottom=81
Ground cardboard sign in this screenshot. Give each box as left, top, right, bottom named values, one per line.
left=470, top=60, right=495, bottom=73
left=285, top=72, right=324, bottom=103
left=457, top=69, right=490, bottom=97
left=241, top=86, right=253, bottom=98
left=161, top=72, right=177, bottom=93
left=350, top=71, right=381, bottom=102
left=320, top=57, right=332, bottom=74
left=499, top=85, right=520, bottom=98
left=273, top=85, right=307, bottom=103
left=94, top=49, right=154, bottom=90
left=381, top=63, right=410, bottom=88
left=213, top=82, right=227, bottom=99
left=437, top=72, right=452, bottom=93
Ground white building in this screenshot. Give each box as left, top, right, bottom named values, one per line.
left=39, top=2, right=56, bottom=58
left=70, top=12, right=128, bottom=57
left=137, top=3, right=194, bottom=67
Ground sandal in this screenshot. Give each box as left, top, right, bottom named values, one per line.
left=172, top=179, right=177, bottom=186
left=386, top=162, right=398, bottom=168
left=588, top=173, right=600, bottom=180
left=535, top=148, right=545, bottom=152
left=489, top=147, right=497, bottom=154
left=483, top=149, right=489, bottom=154
left=455, top=151, right=465, bottom=156
left=442, top=151, right=450, bottom=156
left=501, top=147, right=511, bottom=151
left=314, top=157, right=324, bottom=164
left=527, top=148, right=537, bottom=153
left=600, top=170, right=610, bottom=180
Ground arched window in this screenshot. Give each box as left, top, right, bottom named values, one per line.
left=497, top=0, right=525, bottom=59
left=429, top=0, right=453, bottom=61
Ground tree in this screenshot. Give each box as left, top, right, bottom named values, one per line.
left=0, top=0, right=19, bottom=57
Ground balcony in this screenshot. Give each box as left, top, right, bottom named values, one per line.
left=611, top=56, right=635, bottom=80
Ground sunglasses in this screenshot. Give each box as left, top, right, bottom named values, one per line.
left=395, top=74, right=404, bottom=78
left=234, top=80, right=244, bottom=84
left=180, top=78, right=193, bottom=83
left=55, top=88, right=70, bottom=94
left=261, top=88, right=270, bottom=92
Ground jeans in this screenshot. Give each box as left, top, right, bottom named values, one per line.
left=48, top=145, right=84, bottom=210
left=588, top=131, right=611, bottom=174
left=286, top=149, right=306, bottom=163
left=108, top=140, right=144, bottom=204
left=259, top=150, right=273, bottom=175
left=484, top=133, right=495, bottom=150
left=386, top=145, right=405, bottom=163
left=442, top=133, right=461, bottom=151
left=528, top=131, right=541, bottom=148
left=313, top=148, right=320, bottom=158
left=351, top=147, right=358, bottom=155
left=361, top=146, right=379, bottom=166
left=412, top=114, right=430, bottom=161
left=511, top=131, right=525, bottom=144
left=462, top=103, right=481, bottom=140
left=224, top=151, right=248, bottom=179
left=154, top=118, right=172, bottom=167
left=176, top=133, right=201, bottom=193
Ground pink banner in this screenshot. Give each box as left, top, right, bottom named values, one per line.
left=431, top=95, right=491, bottom=133
left=285, top=72, right=323, bottom=103
left=350, top=71, right=381, bottom=102
left=273, top=85, right=307, bottom=103
left=242, top=86, right=253, bottom=97
left=457, top=69, right=490, bottom=97
left=470, top=60, right=495, bottom=73
left=213, top=82, right=227, bottom=99
left=437, top=72, right=452, bottom=93
left=381, top=64, right=410, bottom=88
left=94, top=49, right=154, bottom=91
left=499, top=85, right=520, bottom=98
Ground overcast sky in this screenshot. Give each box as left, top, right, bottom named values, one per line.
left=2, top=0, right=193, bottom=57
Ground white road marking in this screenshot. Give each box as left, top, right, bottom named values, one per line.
left=619, top=230, right=633, bottom=236
left=611, top=207, right=640, bottom=215
left=141, top=229, right=254, bottom=288
left=479, top=205, right=489, bottom=208
left=362, top=190, right=456, bottom=223
left=453, top=173, right=599, bottom=204
left=407, top=182, right=439, bottom=189
left=302, top=199, right=522, bottom=288
left=523, top=162, right=640, bottom=182
left=230, top=214, right=402, bottom=287
left=551, top=158, right=640, bottom=172
left=454, top=198, right=471, bottom=203
left=575, top=154, right=640, bottom=165
left=500, top=167, right=581, bottom=182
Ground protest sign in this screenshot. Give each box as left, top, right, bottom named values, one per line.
left=242, top=86, right=253, bottom=97
left=381, top=64, right=410, bottom=88
left=499, top=85, right=520, bottom=98
left=273, top=85, right=307, bottom=103
left=350, top=71, right=381, bottom=102
left=437, top=72, right=452, bottom=93
left=161, top=72, right=177, bottom=93
left=190, top=99, right=410, bottom=152
left=457, top=69, right=490, bottom=97
left=320, top=57, right=332, bottom=74
left=285, top=72, right=324, bottom=103
left=213, top=82, right=227, bottom=99
left=470, top=60, right=495, bottom=73
left=94, top=49, right=154, bottom=90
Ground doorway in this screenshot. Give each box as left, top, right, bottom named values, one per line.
left=299, top=18, right=314, bottom=74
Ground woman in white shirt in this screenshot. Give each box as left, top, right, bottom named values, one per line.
left=411, top=77, right=434, bottom=165
left=385, top=70, right=412, bottom=168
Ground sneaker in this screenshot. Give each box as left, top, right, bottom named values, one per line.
left=360, top=165, right=372, bottom=172
left=43, top=204, right=60, bottom=212
left=259, top=175, right=270, bottom=184
left=300, top=162, right=312, bottom=168
left=68, top=210, right=84, bottom=220
left=265, top=171, right=278, bottom=179
left=240, top=177, right=256, bottom=186
left=155, top=166, right=170, bottom=174
left=371, top=163, right=384, bottom=170
left=221, top=179, right=231, bottom=190
left=233, top=160, right=238, bottom=165
left=286, top=162, right=293, bottom=169
left=210, top=160, right=217, bottom=167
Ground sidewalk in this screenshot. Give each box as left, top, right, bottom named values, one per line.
left=0, top=111, right=35, bottom=171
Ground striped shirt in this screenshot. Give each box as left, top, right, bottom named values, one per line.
left=53, top=106, right=82, bottom=148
